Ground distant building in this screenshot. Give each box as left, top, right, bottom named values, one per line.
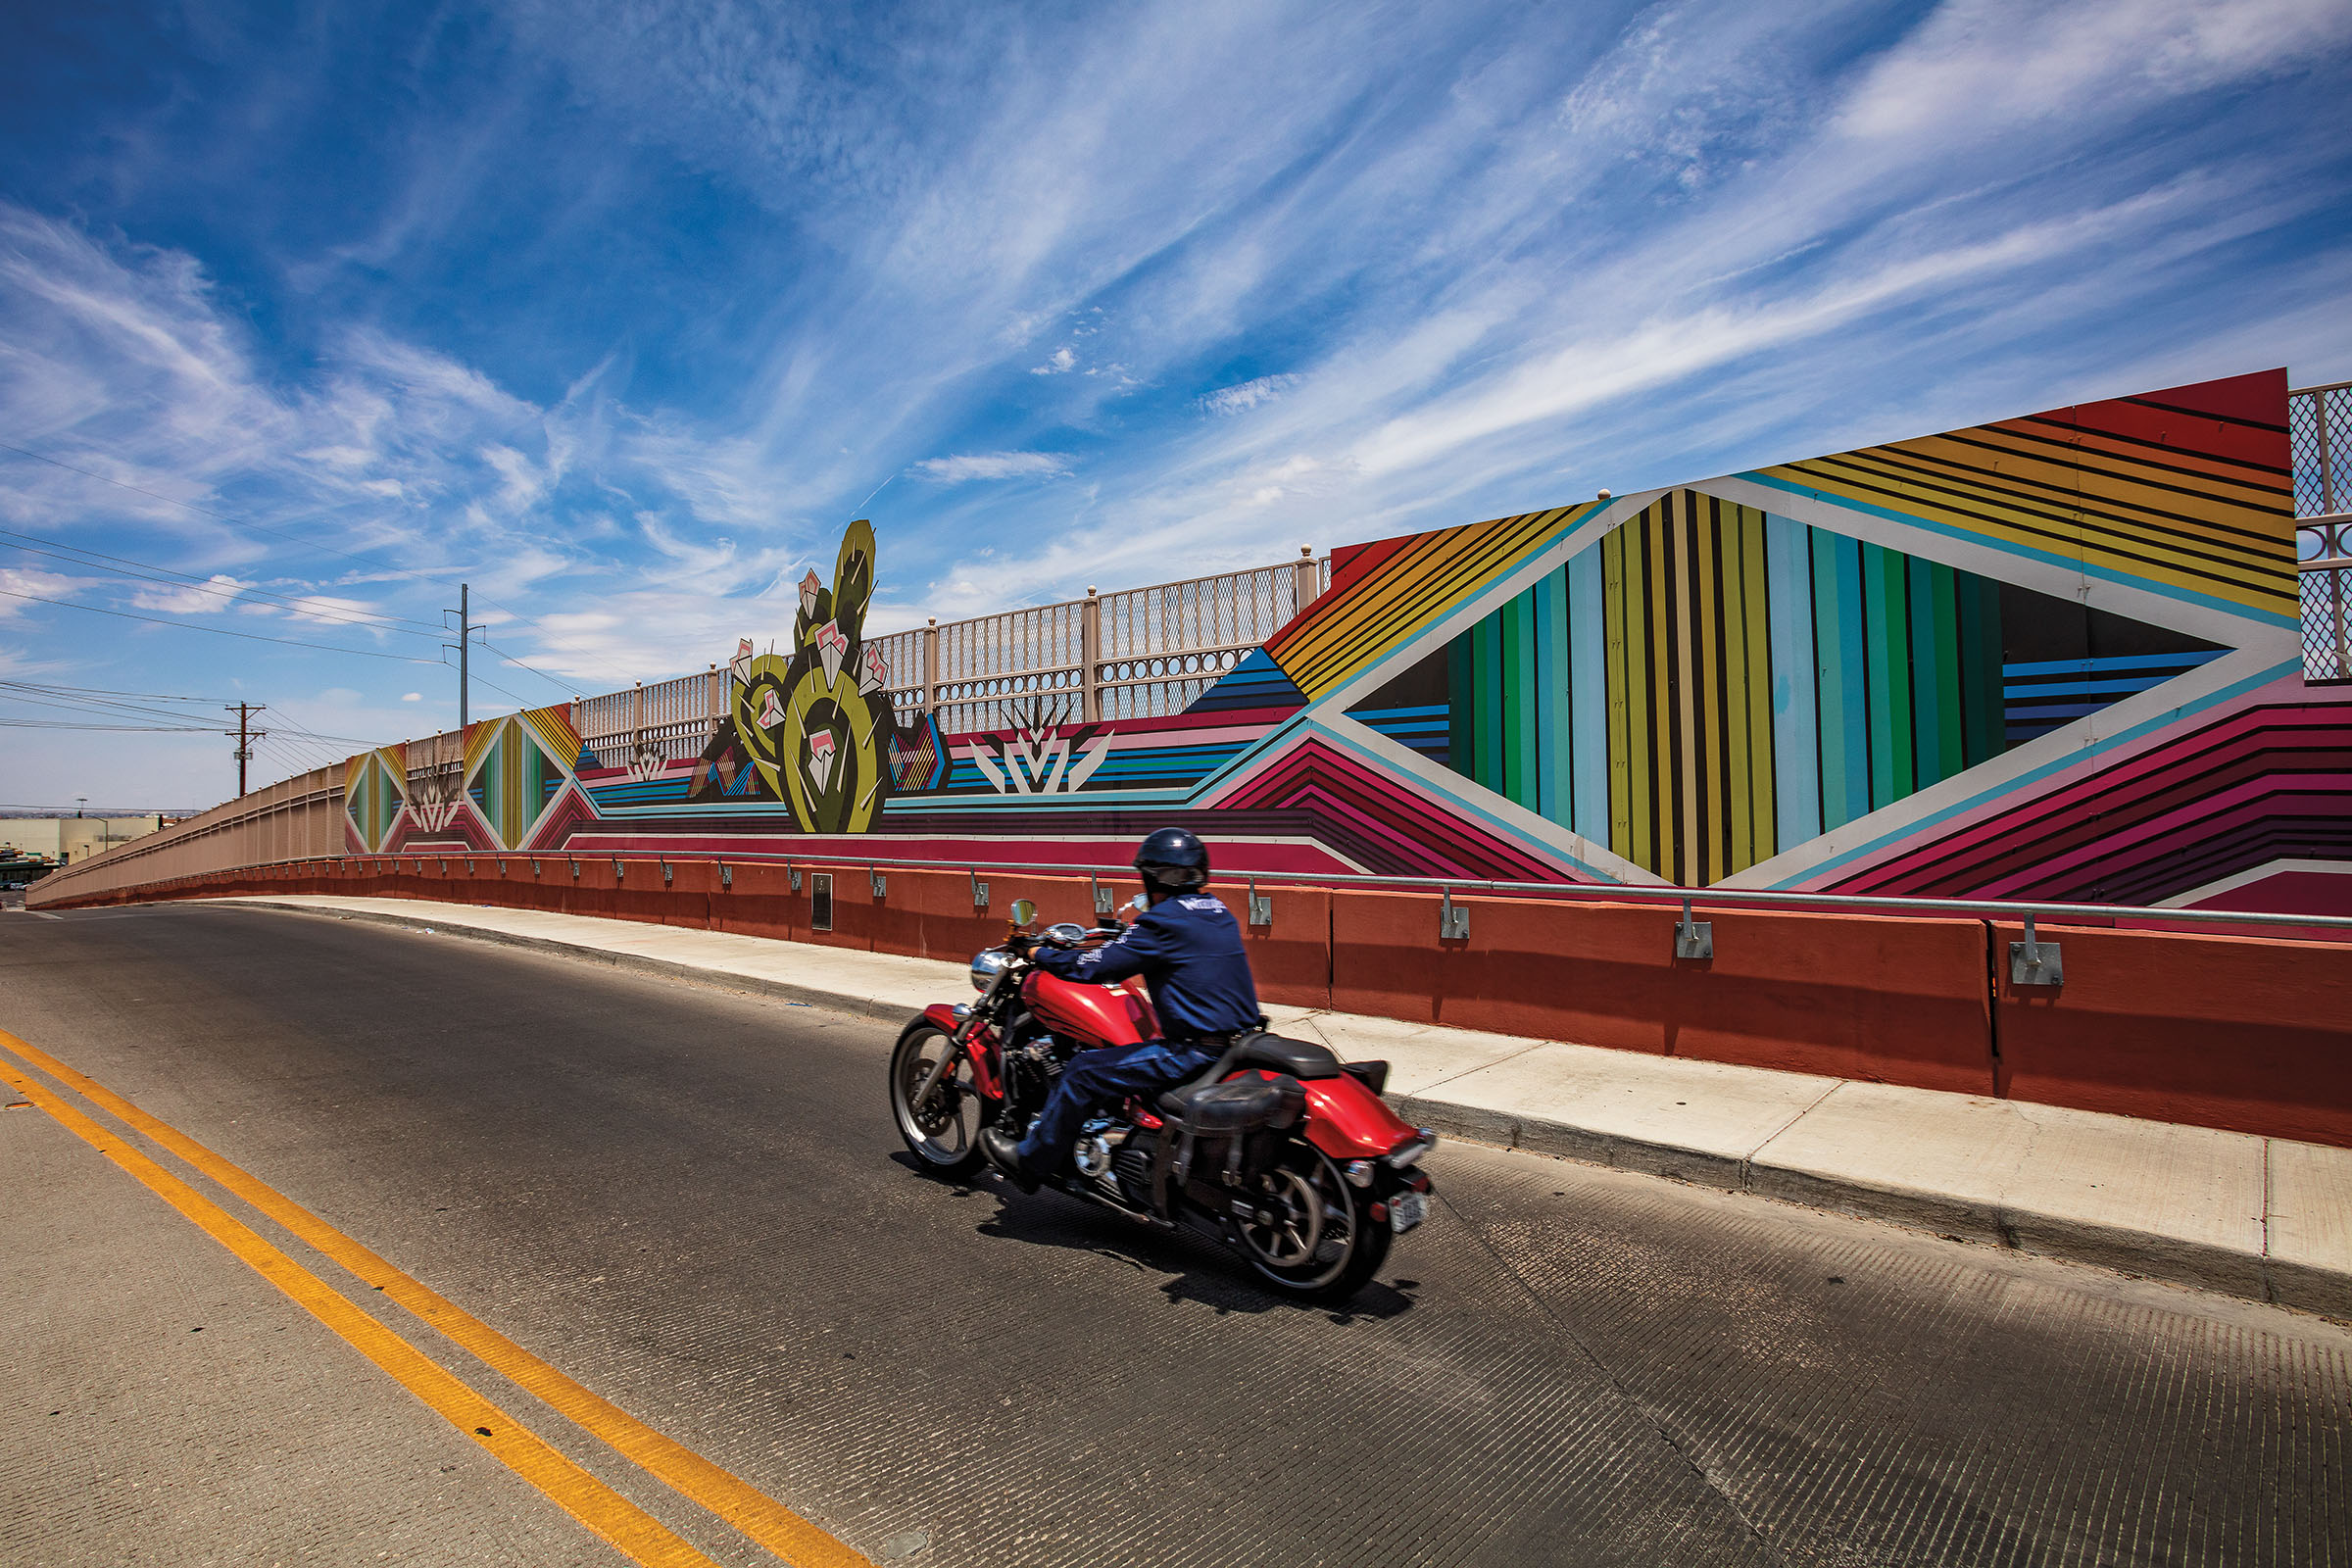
left=0, top=814, right=165, bottom=866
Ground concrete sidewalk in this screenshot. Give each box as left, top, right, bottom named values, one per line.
left=199, top=893, right=2351, bottom=1321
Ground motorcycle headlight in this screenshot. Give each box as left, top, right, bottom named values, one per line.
left=969, top=948, right=1011, bottom=993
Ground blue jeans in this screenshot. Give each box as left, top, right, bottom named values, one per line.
left=1014, top=1038, right=1220, bottom=1173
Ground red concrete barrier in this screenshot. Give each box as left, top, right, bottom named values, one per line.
left=707, top=859, right=801, bottom=944
left=559, top=856, right=621, bottom=920
left=1240, top=885, right=1331, bottom=1011
left=1993, top=920, right=2352, bottom=1146
left=1331, top=890, right=1994, bottom=1095
left=605, top=857, right=704, bottom=928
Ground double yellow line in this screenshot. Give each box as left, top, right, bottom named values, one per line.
left=0, top=1028, right=873, bottom=1568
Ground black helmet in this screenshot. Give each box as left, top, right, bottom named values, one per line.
left=1133, top=826, right=1209, bottom=901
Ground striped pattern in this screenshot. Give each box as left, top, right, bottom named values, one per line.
left=1183, top=648, right=1306, bottom=715
left=2003, top=651, right=2226, bottom=744
left=1207, top=733, right=1573, bottom=880
left=1437, top=492, right=2136, bottom=885
left=1757, top=368, right=2296, bottom=619
left=465, top=716, right=571, bottom=849
left=1350, top=706, right=1449, bottom=762
left=1829, top=697, right=2352, bottom=904
left=1263, top=503, right=1594, bottom=699
left=343, top=749, right=407, bottom=853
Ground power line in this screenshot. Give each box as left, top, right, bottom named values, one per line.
left=0, top=679, right=220, bottom=702
left=476, top=636, right=576, bottom=699
left=0, top=585, right=440, bottom=663
left=0, top=718, right=220, bottom=732
left=0, top=528, right=448, bottom=635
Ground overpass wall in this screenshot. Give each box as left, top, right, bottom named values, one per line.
left=306, top=369, right=2345, bottom=921
left=46, top=856, right=2352, bottom=1152
left=24, top=768, right=341, bottom=906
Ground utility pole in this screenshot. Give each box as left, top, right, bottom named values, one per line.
left=445, top=584, right=486, bottom=733
left=225, top=704, right=267, bottom=797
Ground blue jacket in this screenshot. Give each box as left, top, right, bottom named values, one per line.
left=1032, top=892, right=1261, bottom=1039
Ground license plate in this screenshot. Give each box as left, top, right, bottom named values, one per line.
left=1389, top=1190, right=1428, bottom=1234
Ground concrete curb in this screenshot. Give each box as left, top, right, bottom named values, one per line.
left=206, top=896, right=2349, bottom=1322
left=1388, top=1089, right=2340, bottom=1318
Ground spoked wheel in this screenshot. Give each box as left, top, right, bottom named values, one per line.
left=1237, top=1143, right=1391, bottom=1302
left=889, top=1022, right=985, bottom=1177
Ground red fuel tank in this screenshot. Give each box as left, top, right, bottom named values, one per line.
left=1024, top=968, right=1160, bottom=1048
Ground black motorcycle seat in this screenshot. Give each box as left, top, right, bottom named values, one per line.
left=1232, top=1032, right=1343, bottom=1080
left=1156, top=1074, right=1304, bottom=1132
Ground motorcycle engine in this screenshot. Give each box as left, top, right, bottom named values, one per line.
left=1073, top=1114, right=1118, bottom=1181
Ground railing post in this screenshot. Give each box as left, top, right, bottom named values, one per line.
left=1291, top=545, right=1319, bottom=619
left=923, top=618, right=940, bottom=715
left=2319, top=387, right=2336, bottom=515
left=1082, top=588, right=1102, bottom=723
left=2335, top=562, right=2349, bottom=683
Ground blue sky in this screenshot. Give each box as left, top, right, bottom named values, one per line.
left=2, top=0, right=2348, bottom=808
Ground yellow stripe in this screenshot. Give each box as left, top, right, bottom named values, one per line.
left=0, top=1043, right=719, bottom=1568
left=0, top=1029, right=874, bottom=1568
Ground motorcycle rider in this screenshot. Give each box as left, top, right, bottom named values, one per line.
left=981, top=827, right=1260, bottom=1193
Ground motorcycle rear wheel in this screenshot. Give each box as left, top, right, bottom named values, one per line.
left=890, top=1022, right=985, bottom=1177
left=1237, top=1144, right=1392, bottom=1303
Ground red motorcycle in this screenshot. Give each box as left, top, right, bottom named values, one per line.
left=887, top=899, right=1435, bottom=1302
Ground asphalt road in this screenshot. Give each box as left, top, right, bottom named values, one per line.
left=3, top=902, right=2347, bottom=1567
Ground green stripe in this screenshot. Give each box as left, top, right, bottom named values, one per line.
left=1956, top=572, right=2005, bottom=765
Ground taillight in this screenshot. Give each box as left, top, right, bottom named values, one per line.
left=1384, top=1129, right=1437, bottom=1169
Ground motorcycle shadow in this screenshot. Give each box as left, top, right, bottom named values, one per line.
left=888, top=1152, right=1414, bottom=1322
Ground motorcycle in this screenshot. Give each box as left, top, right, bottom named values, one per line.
left=887, top=898, right=1435, bottom=1302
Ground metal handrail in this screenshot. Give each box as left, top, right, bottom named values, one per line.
left=321, top=848, right=2352, bottom=935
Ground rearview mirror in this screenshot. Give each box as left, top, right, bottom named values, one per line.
left=1009, top=898, right=1037, bottom=926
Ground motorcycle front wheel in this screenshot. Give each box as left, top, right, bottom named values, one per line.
left=1237, top=1143, right=1392, bottom=1302
left=889, top=1021, right=986, bottom=1177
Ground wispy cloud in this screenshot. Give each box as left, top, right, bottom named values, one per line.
left=1200, top=374, right=1299, bottom=416
left=1, top=0, right=2347, bottom=801
left=908, top=451, right=1072, bottom=484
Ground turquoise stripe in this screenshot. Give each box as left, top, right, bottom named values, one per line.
left=1535, top=568, right=1568, bottom=824
left=1765, top=514, right=1820, bottom=847
left=1568, top=546, right=1608, bottom=842
left=1812, top=530, right=1870, bottom=829
left=1863, top=543, right=1914, bottom=808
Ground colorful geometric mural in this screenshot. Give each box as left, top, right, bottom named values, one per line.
left=1348, top=492, right=2228, bottom=885
left=463, top=709, right=585, bottom=850
left=342, top=748, right=408, bottom=854
left=350, top=368, right=2349, bottom=911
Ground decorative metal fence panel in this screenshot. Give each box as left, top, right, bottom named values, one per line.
left=2293, top=383, right=2352, bottom=685
left=850, top=555, right=1324, bottom=736
left=382, top=552, right=1328, bottom=780
left=2291, top=381, right=2350, bottom=519
left=2303, top=514, right=2351, bottom=685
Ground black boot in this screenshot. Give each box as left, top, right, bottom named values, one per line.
left=982, top=1127, right=1040, bottom=1193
